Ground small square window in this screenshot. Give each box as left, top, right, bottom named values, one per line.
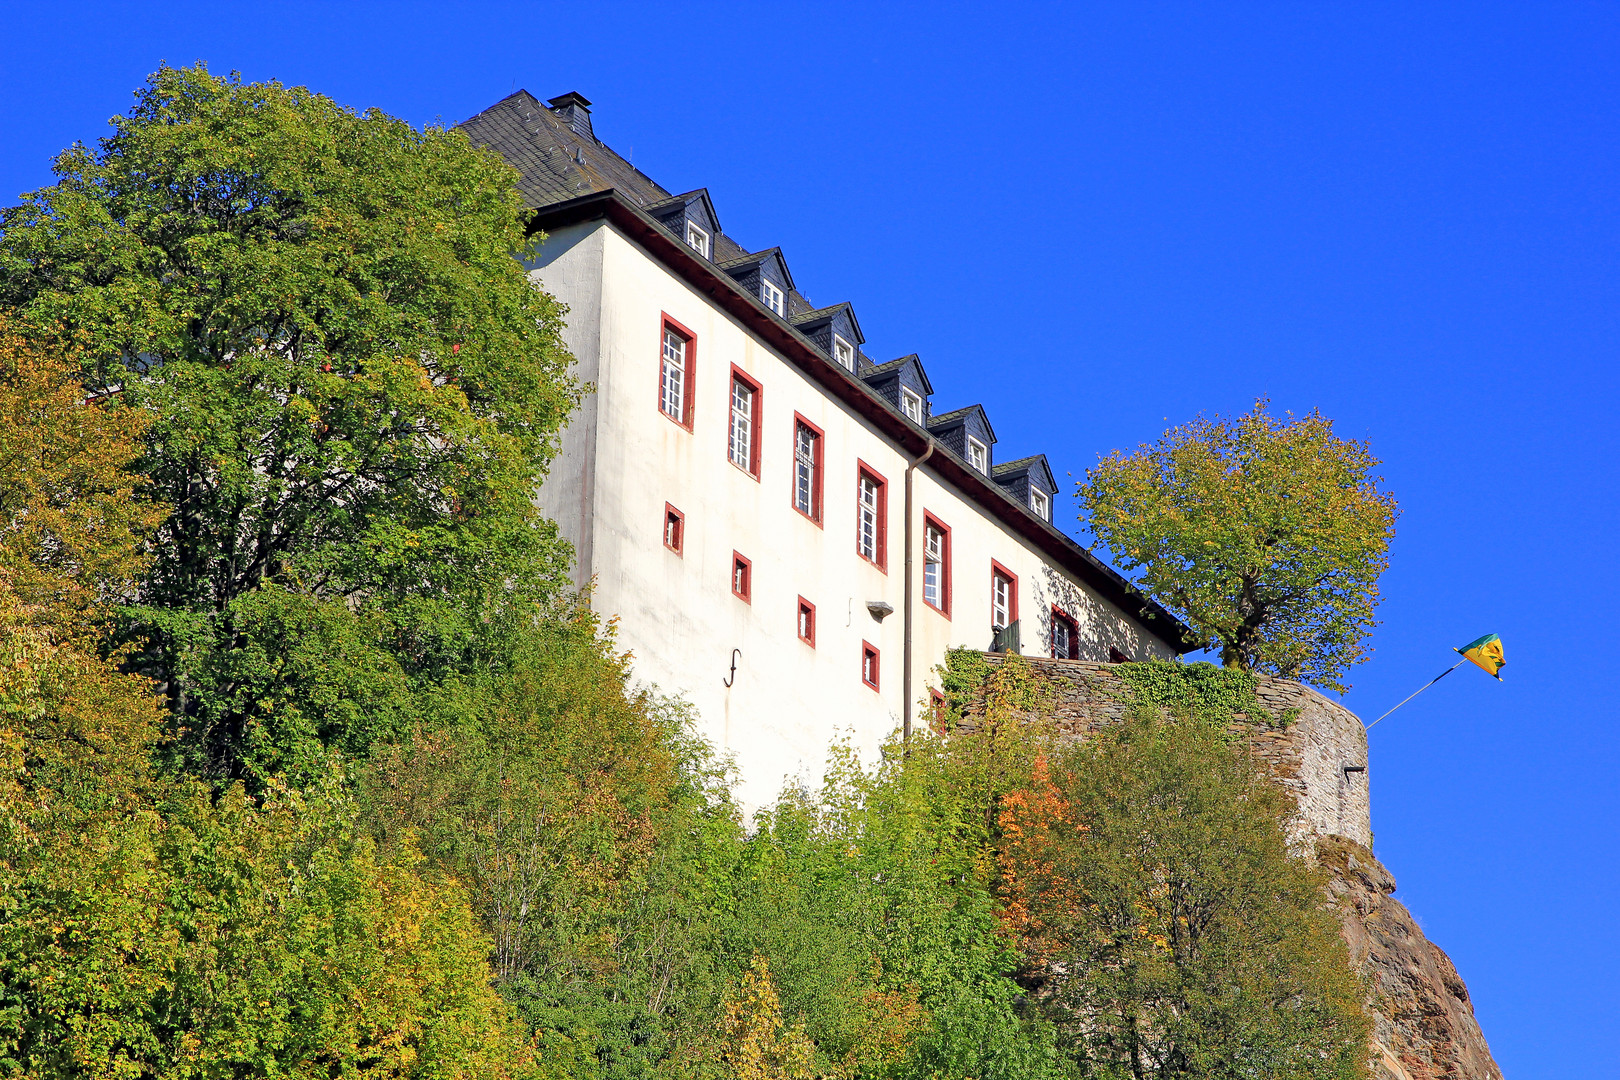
left=861, top=641, right=881, bottom=690
left=832, top=335, right=855, bottom=372
left=966, top=437, right=988, bottom=474
left=685, top=221, right=710, bottom=258
left=797, top=597, right=816, bottom=647
left=929, top=688, right=948, bottom=734
left=761, top=279, right=785, bottom=316
left=901, top=388, right=924, bottom=424
left=732, top=552, right=752, bottom=603
left=663, top=503, right=685, bottom=555
left=1030, top=488, right=1049, bottom=520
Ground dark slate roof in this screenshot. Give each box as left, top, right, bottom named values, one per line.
left=645, top=188, right=721, bottom=233
left=789, top=302, right=865, bottom=344
left=863, top=353, right=936, bottom=395
left=928, top=404, right=998, bottom=443
left=457, top=91, right=811, bottom=311
left=993, top=454, right=1059, bottom=493
left=718, top=247, right=796, bottom=292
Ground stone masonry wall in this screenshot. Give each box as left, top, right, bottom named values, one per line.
left=961, top=656, right=1372, bottom=847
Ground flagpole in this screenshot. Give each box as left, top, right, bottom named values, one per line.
left=1364, top=658, right=1469, bottom=730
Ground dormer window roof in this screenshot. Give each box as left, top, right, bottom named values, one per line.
left=790, top=302, right=865, bottom=372
left=861, top=354, right=934, bottom=425
left=719, top=248, right=796, bottom=318
left=991, top=455, right=1060, bottom=522
left=646, top=189, right=721, bottom=260
left=927, top=404, right=997, bottom=475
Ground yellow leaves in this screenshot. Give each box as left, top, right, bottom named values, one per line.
left=715, top=956, right=818, bottom=1080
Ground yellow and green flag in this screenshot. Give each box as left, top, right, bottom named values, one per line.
left=1455, top=633, right=1505, bottom=679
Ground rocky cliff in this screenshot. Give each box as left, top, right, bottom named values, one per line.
left=1319, top=836, right=1503, bottom=1080
left=959, top=656, right=1503, bottom=1079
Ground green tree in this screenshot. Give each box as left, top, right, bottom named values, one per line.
left=0, top=327, right=542, bottom=1079
left=1078, top=401, right=1397, bottom=692
left=0, top=64, right=580, bottom=780
left=997, top=712, right=1371, bottom=1080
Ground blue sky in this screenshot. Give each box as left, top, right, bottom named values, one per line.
left=4, top=2, right=1615, bottom=1072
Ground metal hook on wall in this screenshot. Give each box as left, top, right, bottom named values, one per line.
left=723, top=648, right=741, bottom=688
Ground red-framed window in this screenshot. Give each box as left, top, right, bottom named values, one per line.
left=663, top=503, right=685, bottom=555
left=732, top=552, right=752, bottom=603
left=929, top=688, right=948, bottom=734
left=1050, top=606, right=1080, bottom=660
left=728, top=365, right=762, bottom=478
left=861, top=641, right=881, bottom=690
left=797, top=596, right=816, bottom=647
left=990, top=560, right=1018, bottom=630
left=791, top=413, right=824, bottom=525
left=658, top=314, right=696, bottom=429
left=922, top=512, right=951, bottom=618
left=855, top=460, right=888, bottom=571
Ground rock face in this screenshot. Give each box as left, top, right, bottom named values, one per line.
left=959, top=656, right=1503, bottom=1079
left=1318, top=837, right=1503, bottom=1080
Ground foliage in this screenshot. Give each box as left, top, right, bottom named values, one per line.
left=1078, top=400, right=1397, bottom=692
left=0, top=64, right=581, bottom=780
left=0, top=319, right=162, bottom=634
left=1113, top=659, right=1297, bottom=729
left=709, top=957, right=818, bottom=1080
left=997, top=713, right=1371, bottom=1080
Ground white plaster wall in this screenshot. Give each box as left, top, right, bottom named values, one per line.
left=530, top=220, right=1176, bottom=814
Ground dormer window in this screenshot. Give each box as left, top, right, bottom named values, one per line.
left=685, top=222, right=710, bottom=258
left=832, top=335, right=855, bottom=372
left=901, top=388, right=924, bottom=424
left=1030, top=488, right=1049, bottom=520
left=761, top=279, right=785, bottom=316
left=967, top=437, right=988, bottom=474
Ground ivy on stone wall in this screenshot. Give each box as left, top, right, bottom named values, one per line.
left=1113, top=659, right=1299, bottom=729
left=935, top=648, right=1052, bottom=729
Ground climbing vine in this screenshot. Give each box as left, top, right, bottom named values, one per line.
left=935, top=648, right=1052, bottom=729
left=1112, top=659, right=1299, bottom=728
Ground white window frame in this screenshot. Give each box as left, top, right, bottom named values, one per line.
left=660, top=328, right=686, bottom=421
left=729, top=376, right=755, bottom=472
left=858, top=474, right=881, bottom=561
left=992, top=573, right=1012, bottom=630
left=967, top=437, right=988, bottom=474
left=685, top=221, right=710, bottom=258
left=761, top=279, right=785, bottom=316
left=1030, top=487, right=1049, bottom=520
left=901, top=388, right=924, bottom=423
left=832, top=334, right=855, bottom=372
left=794, top=422, right=819, bottom=518
left=923, top=524, right=945, bottom=610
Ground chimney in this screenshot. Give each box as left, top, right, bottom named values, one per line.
left=547, top=92, right=594, bottom=141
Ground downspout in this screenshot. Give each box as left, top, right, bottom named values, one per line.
left=902, top=436, right=937, bottom=748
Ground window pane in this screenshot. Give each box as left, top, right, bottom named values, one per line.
left=794, top=424, right=817, bottom=515
left=661, top=330, right=685, bottom=419
left=859, top=476, right=878, bottom=559
left=729, top=380, right=754, bottom=470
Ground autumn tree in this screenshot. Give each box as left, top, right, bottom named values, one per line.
left=998, top=710, right=1371, bottom=1080
left=0, top=64, right=580, bottom=781
left=0, top=320, right=162, bottom=634
left=1079, top=400, right=1397, bottom=692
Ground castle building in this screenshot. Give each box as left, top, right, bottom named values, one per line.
left=458, top=91, right=1192, bottom=808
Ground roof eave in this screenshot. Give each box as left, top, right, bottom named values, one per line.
left=525, top=190, right=1195, bottom=654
